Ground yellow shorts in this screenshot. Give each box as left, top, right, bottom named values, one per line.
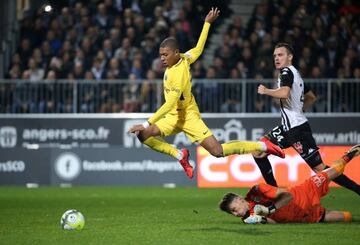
left=155, top=109, right=212, bottom=143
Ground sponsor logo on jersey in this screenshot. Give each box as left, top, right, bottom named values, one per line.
left=312, top=174, right=327, bottom=187
left=293, top=141, right=303, bottom=154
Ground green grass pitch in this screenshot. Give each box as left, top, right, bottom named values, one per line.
left=0, top=187, right=359, bottom=245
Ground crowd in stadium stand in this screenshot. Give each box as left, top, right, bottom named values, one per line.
left=208, top=0, right=360, bottom=113
left=4, top=0, right=360, bottom=113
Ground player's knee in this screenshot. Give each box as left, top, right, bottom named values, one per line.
left=137, top=127, right=158, bottom=142
left=137, top=131, right=147, bottom=142
left=209, top=147, right=224, bottom=158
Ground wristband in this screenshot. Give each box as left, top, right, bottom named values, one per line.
left=142, top=121, right=150, bottom=129
left=268, top=204, right=276, bottom=214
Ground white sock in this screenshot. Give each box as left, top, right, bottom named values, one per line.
left=175, top=150, right=183, bottom=160
left=259, top=142, right=267, bottom=151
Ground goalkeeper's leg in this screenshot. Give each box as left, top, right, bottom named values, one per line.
left=323, top=210, right=352, bottom=222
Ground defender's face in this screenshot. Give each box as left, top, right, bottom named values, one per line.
left=273, top=47, right=293, bottom=69
left=228, top=197, right=249, bottom=217
left=159, top=47, right=180, bottom=68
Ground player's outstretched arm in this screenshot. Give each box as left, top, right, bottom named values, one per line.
left=184, top=7, right=220, bottom=64
left=254, top=188, right=293, bottom=216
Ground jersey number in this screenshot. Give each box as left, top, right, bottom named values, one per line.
left=272, top=128, right=284, bottom=142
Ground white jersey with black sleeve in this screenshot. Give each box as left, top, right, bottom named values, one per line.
left=277, top=65, right=307, bottom=131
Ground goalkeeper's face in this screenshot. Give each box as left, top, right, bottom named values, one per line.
left=228, top=197, right=249, bottom=217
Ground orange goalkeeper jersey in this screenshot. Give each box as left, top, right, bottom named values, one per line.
left=245, top=172, right=330, bottom=223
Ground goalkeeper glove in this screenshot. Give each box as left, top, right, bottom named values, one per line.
left=253, top=204, right=276, bottom=216
left=243, top=214, right=267, bottom=224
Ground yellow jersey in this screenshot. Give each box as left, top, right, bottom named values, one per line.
left=148, top=22, right=211, bottom=125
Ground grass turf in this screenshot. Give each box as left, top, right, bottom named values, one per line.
left=0, top=187, right=359, bottom=245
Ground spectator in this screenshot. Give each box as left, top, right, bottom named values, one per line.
left=141, top=36, right=158, bottom=71
left=109, top=27, right=122, bottom=50
left=227, top=15, right=246, bottom=38
left=6, top=0, right=360, bottom=113
left=139, top=69, right=157, bottom=112
left=73, top=62, right=85, bottom=79
left=46, top=30, right=62, bottom=56
left=235, top=61, right=249, bottom=79
left=91, top=58, right=106, bottom=80
left=107, top=57, right=128, bottom=79
left=122, top=73, right=140, bottom=112
left=192, top=61, right=206, bottom=79
left=26, top=58, right=45, bottom=81
left=130, top=57, right=144, bottom=79
left=114, top=37, right=138, bottom=61
left=197, top=66, right=219, bottom=112
left=95, top=2, right=112, bottom=30
left=38, top=70, right=57, bottom=113
left=221, top=68, right=242, bottom=113
left=102, top=38, right=114, bottom=60
left=18, top=38, right=32, bottom=68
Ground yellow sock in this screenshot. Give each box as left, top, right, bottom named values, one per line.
left=143, top=137, right=180, bottom=159
left=222, top=141, right=263, bottom=156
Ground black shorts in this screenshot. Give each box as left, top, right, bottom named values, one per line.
left=265, top=122, right=323, bottom=168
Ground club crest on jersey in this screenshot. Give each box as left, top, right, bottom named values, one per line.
left=293, top=142, right=303, bottom=154
left=171, top=87, right=180, bottom=93
left=312, top=174, right=326, bottom=187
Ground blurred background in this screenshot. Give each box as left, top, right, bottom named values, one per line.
left=0, top=0, right=359, bottom=187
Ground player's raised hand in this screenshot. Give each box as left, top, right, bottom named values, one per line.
left=205, top=7, right=220, bottom=24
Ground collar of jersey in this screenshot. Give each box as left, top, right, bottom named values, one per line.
left=173, top=57, right=183, bottom=67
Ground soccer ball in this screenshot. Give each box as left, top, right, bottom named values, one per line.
left=60, top=209, right=85, bottom=230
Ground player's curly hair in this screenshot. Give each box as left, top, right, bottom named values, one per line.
left=219, top=192, right=238, bottom=214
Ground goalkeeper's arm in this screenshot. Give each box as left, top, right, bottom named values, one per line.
left=254, top=189, right=293, bottom=216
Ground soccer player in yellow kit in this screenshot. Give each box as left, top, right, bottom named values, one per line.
left=128, top=7, right=284, bottom=179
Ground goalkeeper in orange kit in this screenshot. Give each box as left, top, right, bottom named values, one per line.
left=219, top=144, right=360, bottom=224
left=128, top=7, right=284, bottom=179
